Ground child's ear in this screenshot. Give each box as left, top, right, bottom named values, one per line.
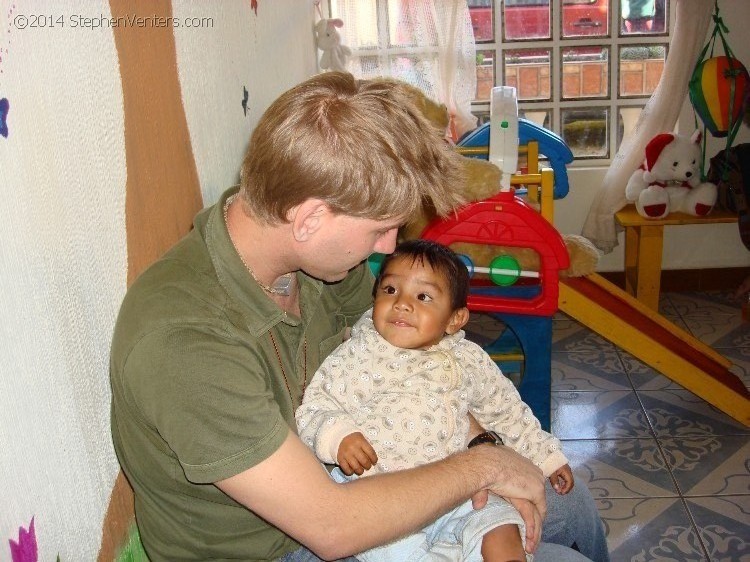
left=445, top=307, right=469, bottom=335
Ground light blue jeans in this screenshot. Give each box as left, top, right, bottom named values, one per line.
left=281, top=476, right=610, bottom=562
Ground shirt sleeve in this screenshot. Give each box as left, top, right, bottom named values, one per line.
left=295, top=339, right=374, bottom=464
left=468, top=348, right=567, bottom=477
left=122, top=323, right=289, bottom=484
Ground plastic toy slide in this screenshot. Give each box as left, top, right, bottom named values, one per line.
left=560, top=273, right=750, bottom=427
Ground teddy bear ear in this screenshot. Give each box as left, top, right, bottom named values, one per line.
left=691, top=130, right=702, bottom=144
left=330, top=18, right=344, bottom=28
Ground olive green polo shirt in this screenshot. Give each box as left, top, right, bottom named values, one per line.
left=110, top=187, right=374, bottom=561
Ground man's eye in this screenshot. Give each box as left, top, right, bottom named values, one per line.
left=417, top=293, right=432, bottom=302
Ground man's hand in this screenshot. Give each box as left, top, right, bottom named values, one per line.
left=337, top=432, right=378, bottom=476
left=482, top=446, right=546, bottom=519
left=470, top=444, right=546, bottom=553
left=548, top=464, right=574, bottom=495
left=507, top=498, right=543, bottom=554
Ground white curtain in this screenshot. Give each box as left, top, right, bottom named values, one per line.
left=581, top=0, right=715, bottom=253
left=332, top=0, right=477, bottom=138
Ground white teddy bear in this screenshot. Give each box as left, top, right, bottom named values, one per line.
left=314, top=18, right=352, bottom=72
left=625, top=130, right=717, bottom=219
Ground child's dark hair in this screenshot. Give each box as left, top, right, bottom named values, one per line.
left=374, top=239, right=469, bottom=310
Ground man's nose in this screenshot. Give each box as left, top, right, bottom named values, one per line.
left=373, top=229, right=398, bottom=254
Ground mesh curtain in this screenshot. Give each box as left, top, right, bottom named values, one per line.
left=332, top=0, right=478, bottom=138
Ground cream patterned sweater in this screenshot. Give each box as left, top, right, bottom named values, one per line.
left=296, top=309, right=567, bottom=477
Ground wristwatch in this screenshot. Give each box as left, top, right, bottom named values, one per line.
left=467, top=430, right=503, bottom=448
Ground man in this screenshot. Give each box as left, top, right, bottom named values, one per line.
left=111, top=71, right=608, bottom=561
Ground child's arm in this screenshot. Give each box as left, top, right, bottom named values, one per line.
left=548, top=463, right=574, bottom=494
left=337, top=432, right=379, bottom=475
left=295, top=345, right=373, bottom=465
left=469, top=348, right=567, bottom=477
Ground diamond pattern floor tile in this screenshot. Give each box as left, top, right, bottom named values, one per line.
left=563, top=439, right=678, bottom=498
left=551, top=351, right=631, bottom=392
left=597, top=497, right=708, bottom=561
left=473, top=290, right=750, bottom=560
left=686, top=496, right=750, bottom=561
left=659, top=435, right=750, bottom=497
left=552, top=390, right=652, bottom=439
left=637, top=389, right=750, bottom=437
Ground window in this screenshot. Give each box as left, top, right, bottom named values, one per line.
left=329, top=0, right=478, bottom=137
left=469, top=0, right=670, bottom=161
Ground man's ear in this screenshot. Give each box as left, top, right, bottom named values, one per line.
left=290, top=199, right=329, bottom=241
left=445, top=307, right=469, bottom=335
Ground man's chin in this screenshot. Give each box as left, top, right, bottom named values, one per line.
left=304, top=270, right=349, bottom=284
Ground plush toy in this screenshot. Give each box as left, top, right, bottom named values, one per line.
left=393, top=81, right=600, bottom=278
left=314, top=18, right=352, bottom=72
left=625, top=130, right=718, bottom=219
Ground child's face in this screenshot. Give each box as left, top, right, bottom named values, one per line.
left=372, top=256, right=468, bottom=350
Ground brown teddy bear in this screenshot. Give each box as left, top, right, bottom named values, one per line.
left=389, top=80, right=599, bottom=278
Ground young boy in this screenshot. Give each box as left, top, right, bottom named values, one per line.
left=296, top=239, right=574, bottom=562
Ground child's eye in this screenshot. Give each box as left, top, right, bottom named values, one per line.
left=417, top=293, right=433, bottom=302
left=382, top=285, right=396, bottom=295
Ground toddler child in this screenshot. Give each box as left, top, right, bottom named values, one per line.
left=296, top=239, right=573, bottom=561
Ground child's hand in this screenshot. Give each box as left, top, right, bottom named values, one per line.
left=337, top=432, right=378, bottom=476
left=549, top=464, right=574, bottom=495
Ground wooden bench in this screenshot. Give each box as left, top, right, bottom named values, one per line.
left=614, top=204, right=738, bottom=310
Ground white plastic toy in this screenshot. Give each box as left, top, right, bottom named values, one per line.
left=488, top=86, right=519, bottom=191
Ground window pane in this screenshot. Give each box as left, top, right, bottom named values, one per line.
left=617, top=106, right=643, bottom=149
left=331, top=0, right=378, bottom=49
left=562, top=46, right=609, bottom=99
left=389, top=55, right=438, bottom=90
left=475, top=50, right=495, bottom=101
left=620, top=0, right=668, bottom=35
left=504, top=49, right=551, bottom=101
left=388, top=0, right=437, bottom=48
left=562, top=0, right=608, bottom=38
left=562, top=107, right=609, bottom=158
left=619, top=45, right=666, bottom=96
left=354, top=55, right=384, bottom=79
left=520, top=109, right=551, bottom=129
left=468, top=0, right=494, bottom=42
left=504, top=0, right=550, bottom=41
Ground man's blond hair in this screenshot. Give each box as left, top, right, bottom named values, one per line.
left=239, top=72, right=466, bottom=224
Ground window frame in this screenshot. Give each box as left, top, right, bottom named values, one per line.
left=471, top=0, right=672, bottom=164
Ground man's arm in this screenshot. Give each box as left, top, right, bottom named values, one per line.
left=217, top=430, right=546, bottom=560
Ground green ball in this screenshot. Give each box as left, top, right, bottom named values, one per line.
left=489, top=255, right=521, bottom=286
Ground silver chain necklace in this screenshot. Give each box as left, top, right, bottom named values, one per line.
left=223, top=194, right=293, bottom=296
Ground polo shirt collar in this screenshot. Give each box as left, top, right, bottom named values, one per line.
left=203, top=187, right=323, bottom=337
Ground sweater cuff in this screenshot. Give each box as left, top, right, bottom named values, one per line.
left=316, top=420, right=362, bottom=464
left=540, top=451, right=569, bottom=478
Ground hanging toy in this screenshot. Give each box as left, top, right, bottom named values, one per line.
left=688, top=1, right=750, bottom=183
left=313, top=0, right=352, bottom=74
left=691, top=56, right=749, bottom=138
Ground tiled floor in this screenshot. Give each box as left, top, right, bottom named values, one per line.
left=465, top=290, right=750, bottom=562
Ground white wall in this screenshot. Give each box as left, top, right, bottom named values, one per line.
left=557, top=0, right=750, bottom=272
left=175, top=0, right=318, bottom=207
left=0, top=1, right=319, bottom=558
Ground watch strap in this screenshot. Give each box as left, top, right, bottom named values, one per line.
left=467, top=430, right=503, bottom=448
